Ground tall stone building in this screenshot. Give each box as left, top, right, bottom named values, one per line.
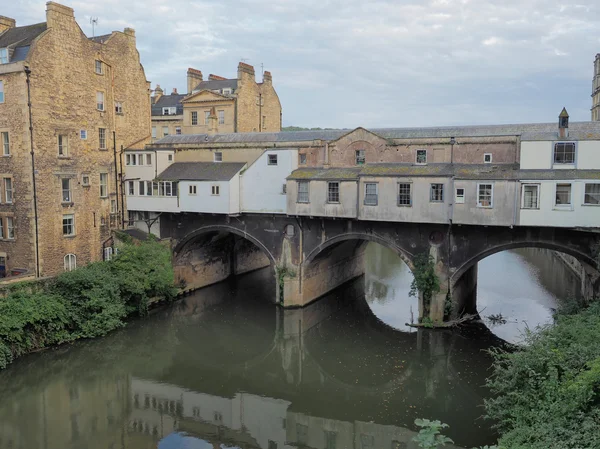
left=150, top=62, right=282, bottom=140
left=593, top=53, right=600, bottom=121
left=0, top=2, right=151, bottom=278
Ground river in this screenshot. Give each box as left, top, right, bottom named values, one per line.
left=0, top=245, right=579, bottom=449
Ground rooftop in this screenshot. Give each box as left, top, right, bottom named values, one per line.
left=0, top=22, right=47, bottom=62
left=191, top=78, right=238, bottom=94
left=157, top=162, right=246, bottom=181
left=151, top=93, right=186, bottom=117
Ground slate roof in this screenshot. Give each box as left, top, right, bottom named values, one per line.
left=0, top=22, right=46, bottom=61
left=151, top=94, right=186, bottom=117
left=288, top=164, right=600, bottom=181
left=157, top=162, right=246, bottom=181
left=153, top=122, right=600, bottom=146
left=89, top=33, right=112, bottom=44
left=192, top=78, right=238, bottom=93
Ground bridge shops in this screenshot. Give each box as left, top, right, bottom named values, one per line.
left=123, top=110, right=600, bottom=323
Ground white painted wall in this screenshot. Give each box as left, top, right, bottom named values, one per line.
left=521, top=140, right=600, bottom=170
left=519, top=179, right=600, bottom=228
left=230, top=173, right=240, bottom=214
left=520, top=141, right=552, bottom=169
left=179, top=179, right=233, bottom=214
left=287, top=180, right=358, bottom=218
left=576, top=141, right=600, bottom=169
left=126, top=195, right=179, bottom=213
left=241, top=150, right=298, bottom=214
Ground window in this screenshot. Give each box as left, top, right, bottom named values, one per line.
left=477, top=183, right=493, bottom=208
left=300, top=153, right=307, bottom=164
left=484, top=153, right=492, bottom=163
left=297, top=424, right=309, bottom=445
left=1, top=132, right=8, bottom=156
left=137, top=154, right=144, bottom=165
left=297, top=181, right=309, bottom=203
left=162, top=107, right=176, bottom=115
left=262, top=115, right=266, bottom=130
left=0, top=80, right=4, bottom=103
left=64, top=254, right=77, bottom=271
left=154, top=181, right=178, bottom=197
left=430, top=183, right=444, bottom=202
left=168, top=154, right=173, bottom=162
left=80, top=129, right=87, bottom=140
left=6, top=217, right=14, bottom=240
left=127, top=211, right=135, bottom=227
left=162, top=126, right=169, bottom=137
left=152, top=127, right=157, bottom=139
left=63, top=214, right=75, bottom=236
left=416, top=149, right=427, bottom=164
left=325, top=430, right=337, bottom=449
left=522, top=184, right=540, bottom=209
left=4, top=178, right=12, bottom=203
left=82, top=175, right=90, bottom=187
left=398, top=183, right=412, bottom=206
left=455, top=188, right=465, bottom=204
left=96, top=91, right=105, bottom=111
left=555, top=183, right=572, bottom=206
left=145, top=154, right=151, bottom=165
left=223, top=88, right=232, bottom=95
left=553, top=142, right=575, bottom=164
left=115, top=102, right=123, bottom=114
left=62, top=178, right=72, bottom=202
left=176, top=126, right=181, bottom=135
left=128, top=181, right=135, bottom=195
left=327, top=182, right=340, bottom=203
left=98, top=128, right=106, bottom=150
left=364, top=183, right=378, bottom=205
left=214, top=152, right=222, bottom=162
left=110, top=199, right=117, bottom=214
left=0, top=48, right=8, bottom=64
left=211, top=185, right=220, bottom=195
left=57, top=134, right=68, bottom=156
left=95, top=60, right=103, bottom=74
left=138, top=181, right=145, bottom=196
left=282, top=184, right=287, bottom=194
left=191, top=111, right=198, bottom=126
left=584, top=183, right=600, bottom=205
left=100, top=173, right=108, bottom=197
left=218, top=110, right=225, bottom=124
left=189, top=185, right=197, bottom=195
left=144, top=181, right=152, bottom=196
left=104, top=247, right=113, bottom=261
left=0, top=218, right=3, bottom=238
left=268, top=154, right=278, bottom=165
left=204, top=111, right=210, bottom=125
left=355, top=149, right=365, bottom=165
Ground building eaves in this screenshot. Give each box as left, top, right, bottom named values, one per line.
left=89, top=33, right=112, bottom=44
left=157, top=162, right=246, bottom=181
left=192, top=78, right=238, bottom=92
left=287, top=168, right=361, bottom=181
left=0, top=22, right=47, bottom=62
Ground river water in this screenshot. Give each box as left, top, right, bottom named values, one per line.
left=0, top=245, right=580, bottom=449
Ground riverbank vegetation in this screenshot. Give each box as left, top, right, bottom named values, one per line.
left=0, top=239, right=177, bottom=370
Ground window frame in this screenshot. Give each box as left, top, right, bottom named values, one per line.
left=1, top=131, right=9, bottom=156
left=214, top=152, right=223, bottom=162
left=218, top=110, right=225, bottom=124
left=455, top=187, right=465, bottom=204
left=151, top=127, right=157, bottom=139
left=62, top=214, right=75, bottom=236
left=268, top=154, right=278, bottom=166
left=115, top=101, right=123, bottom=114
left=175, top=126, right=181, bottom=135
left=146, top=154, right=152, bottom=165
left=416, top=149, right=427, bottom=165
left=6, top=217, right=14, bottom=240
left=0, top=80, right=4, bottom=103
left=98, top=128, right=107, bottom=150
left=138, top=181, right=145, bottom=196
left=189, top=185, right=197, bottom=195
left=204, top=110, right=210, bottom=125
left=162, top=106, right=176, bottom=116
left=4, top=177, right=12, bottom=204
left=57, top=134, right=68, bottom=157
left=99, top=173, right=108, bottom=198
left=554, top=182, right=572, bottom=208
left=96, top=91, right=105, bottom=111
left=299, top=153, right=307, bottom=165
left=327, top=181, right=340, bottom=204
left=94, top=60, right=103, bottom=75
left=64, top=254, right=77, bottom=272
left=430, top=183, right=444, bottom=203
left=397, top=182, right=412, bottom=206
left=191, top=111, right=198, bottom=126
left=211, top=185, right=220, bottom=196
left=61, top=178, right=72, bottom=203
left=364, top=182, right=378, bottom=206
left=128, top=181, right=135, bottom=196
left=297, top=181, right=309, bottom=203
left=553, top=142, right=576, bottom=165
left=80, top=129, right=87, bottom=140
left=484, top=153, right=492, bottom=163
left=583, top=183, right=600, bottom=206
left=81, top=175, right=90, bottom=187
left=477, top=183, right=494, bottom=208
left=355, top=149, right=366, bottom=166
left=0, top=48, right=8, bottom=64
left=162, top=126, right=169, bottom=137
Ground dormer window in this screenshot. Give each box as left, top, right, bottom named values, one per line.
left=0, top=48, right=8, bottom=65
left=222, top=88, right=232, bottom=95
left=162, top=107, right=176, bottom=115
left=553, top=142, right=576, bottom=164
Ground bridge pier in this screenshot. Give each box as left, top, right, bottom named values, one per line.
left=450, top=264, right=478, bottom=318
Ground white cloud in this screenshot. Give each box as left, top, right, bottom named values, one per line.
left=3, top=0, right=600, bottom=127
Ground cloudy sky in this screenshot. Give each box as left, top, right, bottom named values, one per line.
left=6, top=0, right=600, bottom=128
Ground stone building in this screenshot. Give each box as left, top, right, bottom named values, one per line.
left=593, top=53, right=600, bottom=121
left=0, top=2, right=151, bottom=278
left=150, top=62, right=282, bottom=140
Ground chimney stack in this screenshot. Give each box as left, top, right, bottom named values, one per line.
left=208, top=107, right=218, bottom=134
left=172, top=88, right=178, bottom=95
left=263, top=71, right=272, bottom=85
left=0, top=16, right=16, bottom=34
left=558, top=107, right=569, bottom=138
left=237, top=62, right=255, bottom=85
left=46, top=2, right=74, bottom=29
left=208, top=74, right=227, bottom=81
left=187, top=68, right=203, bottom=94
left=153, top=84, right=163, bottom=103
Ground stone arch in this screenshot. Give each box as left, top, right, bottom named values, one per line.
left=303, top=232, right=415, bottom=271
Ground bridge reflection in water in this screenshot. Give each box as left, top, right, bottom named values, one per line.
left=0, top=244, right=575, bottom=449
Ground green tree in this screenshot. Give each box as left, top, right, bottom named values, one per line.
left=409, top=252, right=440, bottom=320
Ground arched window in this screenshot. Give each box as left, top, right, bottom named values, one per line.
left=64, top=254, right=76, bottom=272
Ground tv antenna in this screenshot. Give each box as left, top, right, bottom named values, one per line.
left=240, top=58, right=250, bottom=63
left=90, top=17, right=99, bottom=37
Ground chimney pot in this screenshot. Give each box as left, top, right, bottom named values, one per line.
left=0, top=16, right=16, bottom=33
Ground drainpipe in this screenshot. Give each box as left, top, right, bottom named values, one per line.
left=25, top=67, right=40, bottom=277
left=512, top=181, right=519, bottom=228
left=113, top=131, right=120, bottom=227
left=119, top=145, right=126, bottom=228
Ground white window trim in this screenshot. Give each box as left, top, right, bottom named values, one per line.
left=211, top=184, right=220, bottom=196
left=552, top=142, right=577, bottom=167
left=583, top=182, right=600, bottom=206
left=95, top=60, right=103, bottom=75
left=397, top=182, right=412, bottom=207
left=96, top=91, right=105, bottom=111
left=214, top=152, right=223, bottom=162
left=64, top=254, right=77, bottom=271
left=189, top=185, right=197, bottom=195
left=476, top=183, right=494, bottom=208
left=63, top=214, right=75, bottom=236
left=553, top=182, right=573, bottom=210
left=455, top=187, right=465, bottom=204
left=484, top=153, right=492, bottom=163
left=0, top=80, right=4, bottom=104
left=1, top=131, right=9, bottom=156
left=327, top=181, right=340, bottom=204
left=521, top=183, right=540, bottom=210
left=267, top=154, right=278, bottom=166
left=364, top=182, right=378, bottom=206
left=416, top=149, right=427, bottom=165
left=430, top=183, right=444, bottom=203
left=297, top=181, right=310, bottom=204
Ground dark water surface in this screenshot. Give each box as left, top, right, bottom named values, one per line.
left=0, top=245, right=578, bottom=449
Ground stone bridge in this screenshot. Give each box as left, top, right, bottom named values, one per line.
left=163, top=212, right=600, bottom=322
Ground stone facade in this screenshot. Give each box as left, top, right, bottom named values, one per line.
left=593, top=54, right=600, bottom=121
left=0, top=2, right=150, bottom=278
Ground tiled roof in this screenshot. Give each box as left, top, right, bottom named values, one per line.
left=157, top=162, right=246, bottom=181
left=0, top=22, right=46, bottom=61
left=192, top=78, right=238, bottom=93
left=288, top=164, right=600, bottom=181
left=152, top=122, right=600, bottom=146
left=151, top=94, right=186, bottom=117
left=89, top=33, right=112, bottom=44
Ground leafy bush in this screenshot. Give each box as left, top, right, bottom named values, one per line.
left=0, top=239, right=176, bottom=371
left=485, top=302, right=600, bottom=449
left=409, top=252, right=440, bottom=319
